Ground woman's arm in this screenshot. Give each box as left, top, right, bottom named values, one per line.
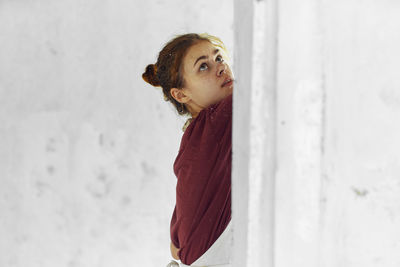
left=170, top=241, right=180, bottom=260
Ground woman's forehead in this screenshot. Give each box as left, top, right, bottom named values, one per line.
left=188, top=41, right=215, bottom=57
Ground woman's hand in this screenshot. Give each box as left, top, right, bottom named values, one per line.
left=170, top=241, right=180, bottom=260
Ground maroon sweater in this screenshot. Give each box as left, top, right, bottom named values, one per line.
left=170, top=93, right=232, bottom=265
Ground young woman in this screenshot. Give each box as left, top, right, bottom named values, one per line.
left=142, top=33, right=234, bottom=267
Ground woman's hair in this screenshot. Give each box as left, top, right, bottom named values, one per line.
left=142, top=33, right=229, bottom=130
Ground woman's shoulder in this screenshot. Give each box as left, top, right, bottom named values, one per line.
left=174, top=94, right=232, bottom=172
left=207, top=94, right=232, bottom=114
left=181, top=93, right=232, bottom=133
left=206, top=94, right=232, bottom=127
left=184, top=94, right=232, bottom=141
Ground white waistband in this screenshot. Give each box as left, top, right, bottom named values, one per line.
left=166, top=260, right=232, bottom=267
left=166, top=220, right=233, bottom=267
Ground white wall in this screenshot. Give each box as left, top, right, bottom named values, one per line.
left=317, top=1, right=400, bottom=266
left=0, top=1, right=233, bottom=267
left=233, top=0, right=400, bottom=267
left=232, top=0, right=277, bottom=267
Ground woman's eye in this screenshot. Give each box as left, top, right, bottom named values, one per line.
left=199, top=63, right=208, bottom=71
left=199, top=56, right=224, bottom=72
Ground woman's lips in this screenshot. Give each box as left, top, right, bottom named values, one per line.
left=222, top=80, right=233, bottom=87
left=221, top=79, right=233, bottom=87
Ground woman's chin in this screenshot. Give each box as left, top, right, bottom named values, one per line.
left=225, top=86, right=233, bottom=95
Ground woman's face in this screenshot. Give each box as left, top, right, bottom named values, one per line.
left=171, top=40, right=234, bottom=117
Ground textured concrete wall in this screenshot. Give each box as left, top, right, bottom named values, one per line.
left=233, top=0, right=400, bottom=267
left=232, top=0, right=277, bottom=267
left=0, top=1, right=233, bottom=267
left=317, top=1, right=400, bottom=266
left=276, top=1, right=400, bottom=266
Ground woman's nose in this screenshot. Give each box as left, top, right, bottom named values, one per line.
left=217, top=64, right=226, bottom=76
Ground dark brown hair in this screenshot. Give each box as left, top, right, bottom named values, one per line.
left=142, top=33, right=229, bottom=118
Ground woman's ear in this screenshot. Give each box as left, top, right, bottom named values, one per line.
left=170, top=87, right=189, bottom=104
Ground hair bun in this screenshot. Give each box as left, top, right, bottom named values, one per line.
left=142, top=64, right=160, bottom=87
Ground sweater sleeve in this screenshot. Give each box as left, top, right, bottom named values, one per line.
left=170, top=93, right=232, bottom=265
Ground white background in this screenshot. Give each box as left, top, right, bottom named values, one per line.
left=0, top=1, right=233, bottom=266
